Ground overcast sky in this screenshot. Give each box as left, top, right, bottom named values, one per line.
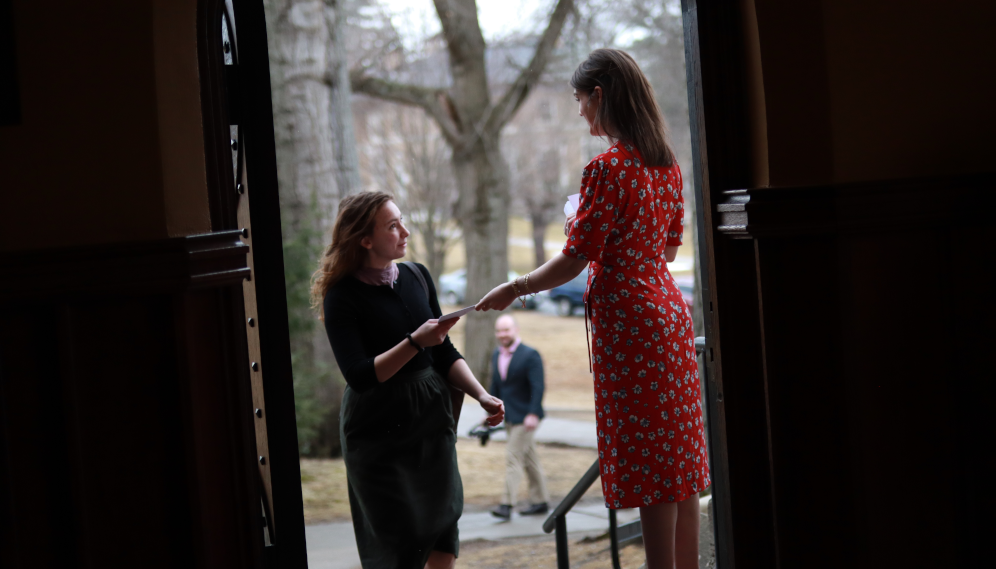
left=378, top=0, right=549, bottom=48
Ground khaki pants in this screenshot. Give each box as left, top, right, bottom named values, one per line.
left=501, top=423, right=550, bottom=506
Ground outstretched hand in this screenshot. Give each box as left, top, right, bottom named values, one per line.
left=478, top=394, right=505, bottom=427
left=410, top=318, right=459, bottom=348
left=475, top=282, right=517, bottom=312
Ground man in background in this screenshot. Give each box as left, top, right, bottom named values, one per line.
left=489, top=314, right=550, bottom=520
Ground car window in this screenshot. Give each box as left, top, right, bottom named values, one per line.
left=571, top=269, right=590, bottom=287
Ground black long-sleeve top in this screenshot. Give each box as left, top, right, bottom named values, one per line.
left=323, top=262, right=464, bottom=393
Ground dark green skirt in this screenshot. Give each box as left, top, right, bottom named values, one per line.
left=340, top=367, right=462, bottom=568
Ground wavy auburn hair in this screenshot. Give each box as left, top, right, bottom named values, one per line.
left=310, top=191, right=395, bottom=318
left=571, top=48, right=675, bottom=168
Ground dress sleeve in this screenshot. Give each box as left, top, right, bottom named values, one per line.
left=665, top=166, right=685, bottom=247
left=323, top=287, right=379, bottom=393
left=419, top=263, right=464, bottom=376
left=562, top=158, right=616, bottom=262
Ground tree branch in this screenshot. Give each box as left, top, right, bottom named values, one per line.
left=432, top=0, right=486, bottom=72
left=349, top=70, right=462, bottom=145
left=483, top=0, right=575, bottom=134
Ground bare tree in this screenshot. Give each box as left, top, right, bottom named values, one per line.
left=265, top=0, right=338, bottom=222
left=324, top=0, right=362, bottom=197
left=349, top=0, right=576, bottom=383
left=526, top=149, right=564, bottom=267
left=263, top=0, right=361, bottom=456
left=368, top=104, right=460, bottom=287
left=508, top=142, right=566, bottom=268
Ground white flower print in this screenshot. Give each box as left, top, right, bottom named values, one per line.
left=561, top=142, right=709, bottom=509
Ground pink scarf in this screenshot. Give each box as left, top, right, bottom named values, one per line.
left=354, top=263, right=399, bottom=288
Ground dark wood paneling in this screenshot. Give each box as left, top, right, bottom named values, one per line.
left=716, top=173, right=996, bottom=237
left=0, top=232, right=265, bottom=569
left=173, top=289, right=263, bottom=568
left=0, top=0, right=19, bottom=126
left=712, top=237, right=778, bottom=569
left=714, top=175, right=996, bottom=567
left=0, top=230, right=249, bottom=299
left=0, top=307, right=79, bottom=568
left=755, top=235, right=857, bottom=568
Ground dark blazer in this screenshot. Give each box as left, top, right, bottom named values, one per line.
left=489, top=343, right=545, bottom=425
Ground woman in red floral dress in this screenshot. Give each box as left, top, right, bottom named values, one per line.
left=477, top=48, right=709, bottom=569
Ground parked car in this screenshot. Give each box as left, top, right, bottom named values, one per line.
left=437, top=269, right=540, bottom=309
left=438, top=269, right=467, bottom=306
left=549, top=267, right=590, bottom=317
left=548, top=269, right=694, bottom=317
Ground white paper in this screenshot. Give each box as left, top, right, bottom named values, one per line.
left=564, top=193, right=581, bottom=216
left=439, top=305, right=476, bottom=322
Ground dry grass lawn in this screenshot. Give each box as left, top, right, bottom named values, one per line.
left=301, top=438, right=602, bottom=524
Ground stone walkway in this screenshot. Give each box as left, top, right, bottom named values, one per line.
left=307, top=400, right=604, bottom=569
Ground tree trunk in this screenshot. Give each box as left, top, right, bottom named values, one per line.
left=455, top=135, right=510, bottom=387
left=325, top=0, right=361, bottom=200
left=426, top=223, right=447, bottom=291
left=264, top=0, right=346, bottom=456
left=351, top=0, right=576, bottom=384
left=530, top=211, right=549, bottom=267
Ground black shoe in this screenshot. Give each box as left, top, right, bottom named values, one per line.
left=520, top=502, right=549, bottom=516
left=491, top=504, right=512, bottom=520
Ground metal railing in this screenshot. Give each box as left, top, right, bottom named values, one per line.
left=542, top=336, right=707, bottom=569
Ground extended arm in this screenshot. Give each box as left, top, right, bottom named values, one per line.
left=447, top=359, right=505, bottom=426
left=476, top=252, right=588, bottom=312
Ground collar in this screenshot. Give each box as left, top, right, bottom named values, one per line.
left=499, top=338, right=521, bottom=357
left=353, top=263, right=399, bottom=288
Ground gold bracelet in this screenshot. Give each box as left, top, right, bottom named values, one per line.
left=510, top=279, right=520, bottom=298
left=513, top=277, right=527, bottom=309
left=524, top=273, right=533, bottom=294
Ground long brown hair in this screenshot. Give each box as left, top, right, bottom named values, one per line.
left=571, top=48, right=675, bottom=168
left=310, top=191, right=395, bottom=318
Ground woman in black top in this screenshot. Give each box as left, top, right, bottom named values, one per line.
left=312, top=191, right=504, bottom=569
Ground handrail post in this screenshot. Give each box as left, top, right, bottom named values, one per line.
left=555, top=515, right=569, bottom=569
left=609, top=508, right=621, bottom=569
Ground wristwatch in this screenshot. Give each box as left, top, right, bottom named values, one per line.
left=406, top=333, right=424, bottom=353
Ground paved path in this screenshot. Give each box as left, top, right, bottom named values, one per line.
left=456, top=399, right=599, bottom=448
left=306, top=505, right=639, bottom=569
left=307, top=401, right=603, bottom=569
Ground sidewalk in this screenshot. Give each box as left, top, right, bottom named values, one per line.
left=456, top=398, right=599, bottom=449
left=306, top=505, right=639, bottom=569
left=307, top=400, right=603, bottom=569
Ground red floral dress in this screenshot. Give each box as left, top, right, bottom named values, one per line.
left=563, top=142, right=711, bottom=508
